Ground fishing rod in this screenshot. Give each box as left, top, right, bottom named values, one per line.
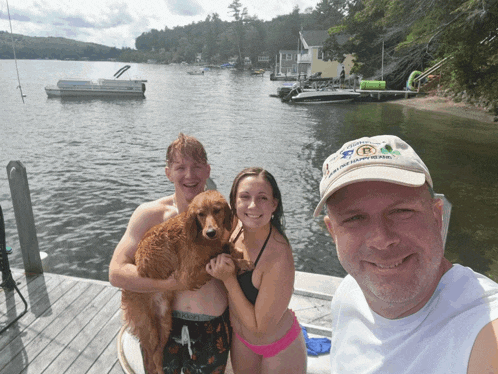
left=5, top=0, right=26, bottom=103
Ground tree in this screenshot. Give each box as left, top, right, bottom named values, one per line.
left=323, top=0, right=473, bottom=88
left=437, top=0, right=498, bottom=102
left=310, top=0, right=348, bottom=29
left=265, top=6, right=302, bottom=57
left=202, top=14, right=223, bottom=63
left=228, top=0, right=249, bottom=66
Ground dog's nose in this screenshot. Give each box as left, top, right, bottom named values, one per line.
left=206, top=229, right=217, bottom=239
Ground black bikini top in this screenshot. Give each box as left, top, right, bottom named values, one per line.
left=236, top=226, right=272, bottom=305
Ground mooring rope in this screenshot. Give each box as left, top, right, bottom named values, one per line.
left=6, top=0, right=26, bottom=103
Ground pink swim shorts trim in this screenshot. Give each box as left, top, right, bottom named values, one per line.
left=234, top=310, right=302, bottom=358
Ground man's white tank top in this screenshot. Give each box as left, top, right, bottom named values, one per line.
left=330, top=264, right=498, bottom=373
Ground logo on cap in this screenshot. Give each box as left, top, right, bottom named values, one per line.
left=356, top=145, right=377, bottom=157
left=381, top=145, right=401, bottom=156
left=340, top=150, right=354, bottom=160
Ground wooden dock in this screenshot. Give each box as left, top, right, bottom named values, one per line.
left=356, top=89, right=421, bottom=101
left=1, top=269, right=340, bottom=374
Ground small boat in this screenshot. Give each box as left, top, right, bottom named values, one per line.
left=269, top=73, right=299, bottom=81
left=187, top=67, right=209, bottom=75
left=281, top=84, right=360, bottom=104
left=45, top=65, right=147, bottom=98
left=251, top=69, right=265, bottom=76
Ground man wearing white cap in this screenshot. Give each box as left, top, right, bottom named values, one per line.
left=314, top=135, right=498, bottom=373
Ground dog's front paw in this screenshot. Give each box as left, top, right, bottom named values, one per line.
left=233, top=259, right=254, bottom=273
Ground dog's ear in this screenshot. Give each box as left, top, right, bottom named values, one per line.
left=184, top=209, right=199, bottom=242
left=223, top=202, right=232, bottom=232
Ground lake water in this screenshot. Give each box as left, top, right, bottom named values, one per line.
left=1, top=60, right=497, bottom=282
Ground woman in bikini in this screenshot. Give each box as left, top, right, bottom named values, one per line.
left=206, top=167, right=307, bottom=373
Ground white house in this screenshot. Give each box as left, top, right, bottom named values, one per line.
left=276, top=50, right=298, bottom=76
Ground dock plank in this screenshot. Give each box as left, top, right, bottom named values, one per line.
left=0, top=275, right=80, bottom=353
left=109, top=361, right=126, bottom=374
left=16, top=283, right=106, bottom=374
left=19, top=286, right=119, bottom=374
left=40, top=290, right=121, bottom=373
left=1, top=274, right=56, bottom=321
left=85, top=329, right=121, bottom=374
left=0, top=281, right=89, bottom=372
left=66, top=309, right=122, bottom=374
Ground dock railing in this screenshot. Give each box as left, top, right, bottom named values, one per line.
left=5, top=161, right=43, bottom=274
left=413, top=56, right=453, bottom=92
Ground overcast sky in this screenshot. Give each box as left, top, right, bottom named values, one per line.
left=0, top=0, right=319, bottom=49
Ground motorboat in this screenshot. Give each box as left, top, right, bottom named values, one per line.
left=269, top=73, right=299, bottom=81
left=251, top=69, right=265, bottom=76
left=281, top=83, right=360, bottom=104
left=45, top=65, right=147, bottom=98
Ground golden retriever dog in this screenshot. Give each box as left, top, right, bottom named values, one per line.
left=121, top=190, right=251, bottom=374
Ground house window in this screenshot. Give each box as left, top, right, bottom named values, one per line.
left=317, top=48, right=323, bottom=60
left=286, top=54, right=293, bottom=60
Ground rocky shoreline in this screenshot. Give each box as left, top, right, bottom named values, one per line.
left=390, top=93, right=498, bottom=124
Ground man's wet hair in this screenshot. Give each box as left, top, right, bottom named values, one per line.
left=166, top=133, right=208, bottom=167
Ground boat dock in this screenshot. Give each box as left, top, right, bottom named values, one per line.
left=1, top=268, right=340, bottom=374
left=271, top=74, right=423, bottom=102
left=356, top=89, right=421, bottom=101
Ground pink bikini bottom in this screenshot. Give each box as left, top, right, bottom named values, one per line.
left=234, top=310, right=301, bottom=358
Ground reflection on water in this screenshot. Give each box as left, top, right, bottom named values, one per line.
left=1, top=60, right=497, bottom=282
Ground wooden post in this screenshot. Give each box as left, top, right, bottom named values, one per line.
left=6, top=161, right=43, bottom=274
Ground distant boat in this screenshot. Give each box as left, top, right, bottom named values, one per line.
left=284, top=89, right=360, bottom=104
left=251, top=69, right=265, bottom=76
left=45, top=65, right=147, bottom=99
left=187, top=67, right=209, bottom=75
left=269, top=73, right=299, bottom=81
left=280, top=82, right=360, bottom=104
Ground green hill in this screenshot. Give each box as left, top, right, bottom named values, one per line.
left=0, top=31, right=121, bottom=60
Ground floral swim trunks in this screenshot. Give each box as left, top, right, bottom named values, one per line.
left=160, top=308, right=231, bottom=374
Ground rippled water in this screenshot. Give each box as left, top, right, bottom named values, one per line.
left=1, top=60, right=497, bottom=282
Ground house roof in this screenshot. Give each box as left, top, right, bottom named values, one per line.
left=300, top=30, right=329, bottom=48
left=300, top=30, right=350, bottom=48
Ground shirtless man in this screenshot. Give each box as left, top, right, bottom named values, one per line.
left=109, top=133, right=231, bottom=374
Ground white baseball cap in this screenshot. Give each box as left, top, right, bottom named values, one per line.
left=314, top=135, right=433, bottom=217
